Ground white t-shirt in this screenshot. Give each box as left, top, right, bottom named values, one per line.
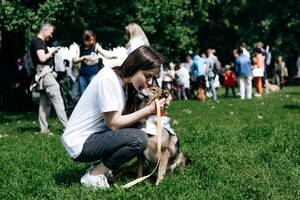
left=127, top=37, right=149, bottom=54
left=175, top=67, right=190, bottom=88
left=242, top=48, right=250, bottom=58
left=61, top=66, right=126, bottom=158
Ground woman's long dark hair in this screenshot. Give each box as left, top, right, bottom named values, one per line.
left=113, top=46, right=165, bottom=114
left=83, top=30, right=96, bottom=49
left=113, top=45, right=164, bottom=78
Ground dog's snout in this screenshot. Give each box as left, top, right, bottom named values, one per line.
left=162, top=90, right=169, bottom=99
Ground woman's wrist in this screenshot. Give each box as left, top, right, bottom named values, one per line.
left=146, top=105, right=152, bottom=116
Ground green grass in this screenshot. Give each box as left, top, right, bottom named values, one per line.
left=1, top=86, right=300, bottom=199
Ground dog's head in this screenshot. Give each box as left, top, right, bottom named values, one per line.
left=137, top=87, right=169, bottom=111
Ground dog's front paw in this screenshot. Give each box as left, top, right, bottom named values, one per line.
left=155, top=179, right=161, bottom=185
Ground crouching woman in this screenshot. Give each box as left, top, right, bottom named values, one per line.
left=61, top=46, right=167, bottom=189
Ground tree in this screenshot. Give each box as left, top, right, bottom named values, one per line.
left=1, top=0, right=300, bottom=110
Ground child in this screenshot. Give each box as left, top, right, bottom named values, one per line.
left=224, top=64, right=236, bottom=97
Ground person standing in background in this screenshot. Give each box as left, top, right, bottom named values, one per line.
left=224, top=65, right=236, bottom=98
left=125, top=23, right=150, bottom=54
left=252, top=48, right=265, bottom=97
left=182, top=54, right=194, bottom=98
left=234, top=48, right=253, bottom=99
left=256, top=42, right=271, bottom=83
left=274, top=56, right=288, bottom=89
left=191, top=54, right=207, bottom=100
left=124, top=22, right=166, bottom=88
left=175, top=63, right=189, bottom=100
left=240, top=42, right=250, bottom=58
left=30, top=22, right=68, bottom=134
left=73, top=30, right=115, bottom=96
left=206, top=49, right=218, bottom=100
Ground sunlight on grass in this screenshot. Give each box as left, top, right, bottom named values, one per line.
left=0, top=87, right=300, bottom=199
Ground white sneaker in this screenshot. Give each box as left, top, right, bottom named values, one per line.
left=80, top=166, right=110, bottom=189
left=254, top=93, right=262, bottom=97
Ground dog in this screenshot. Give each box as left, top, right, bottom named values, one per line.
left=136, top=87, right=189, bottom=185
left=265, top=79, right=280, bottom=94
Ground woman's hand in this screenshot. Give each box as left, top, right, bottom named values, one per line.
left=147, top=98, right=167, bottom=115
left=82, top=55, right=92, bottom=61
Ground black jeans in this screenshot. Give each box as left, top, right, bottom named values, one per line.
left=74, top=128, right=148, bottom=170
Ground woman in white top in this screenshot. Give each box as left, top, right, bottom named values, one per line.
left=61, top=46, right=167, bottom=189
left=125, top=23, right=150, bottom=54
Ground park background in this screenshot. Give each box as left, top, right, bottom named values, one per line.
left=0, top=0, right=300, bottom=110
left=0, top=1, right=300, bottom=199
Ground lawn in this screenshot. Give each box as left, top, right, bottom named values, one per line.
left=0, top=86, right=300, bottom=199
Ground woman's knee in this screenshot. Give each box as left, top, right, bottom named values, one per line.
left=126, top=128, right=148, bottom=152
left=138, top=130, right=148, bottom=150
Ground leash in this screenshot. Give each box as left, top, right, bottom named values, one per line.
left=119, top=99, right=162, bottom=189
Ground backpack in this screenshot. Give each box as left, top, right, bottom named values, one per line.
left=22, top=51, right=35, bottom=77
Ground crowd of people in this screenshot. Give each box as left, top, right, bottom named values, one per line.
left=163, top=42, right=290, bottom=101
left=12, top=21, right=299, bottom=189
left=26, top=22, right=152, bottom=133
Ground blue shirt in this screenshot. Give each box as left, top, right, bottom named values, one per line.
left=79, top=45, right=99, bottom=77
left=191, top=55, right=207, bottom=77
left=235, top=54, right=253, bottom=77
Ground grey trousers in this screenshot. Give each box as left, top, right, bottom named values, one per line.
left=74, top=128, right=148, bottom=170
left=39, top=73, right=68, bottom=132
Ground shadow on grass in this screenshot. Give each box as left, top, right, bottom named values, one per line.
left=54, top=168, right=84, bottom=187
left=0, top=112, right=36, bottom=123
left=17, top=126, right=39, bottom=133
left=53, top=158, right=192, bottom=187
left=286, top=92, right=300, bottom=95
left=283, top=105, right=300, bottom=110
left=53, top=162, right=144, bottom=187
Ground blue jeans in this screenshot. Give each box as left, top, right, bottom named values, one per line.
left=78, top=75, right=95, bottom=95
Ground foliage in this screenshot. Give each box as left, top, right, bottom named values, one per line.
left=133, top=0, right=197, bottom=57
left=0, top=87, right=300, bottom=199
left=1, top=0, right=300, bottom=69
